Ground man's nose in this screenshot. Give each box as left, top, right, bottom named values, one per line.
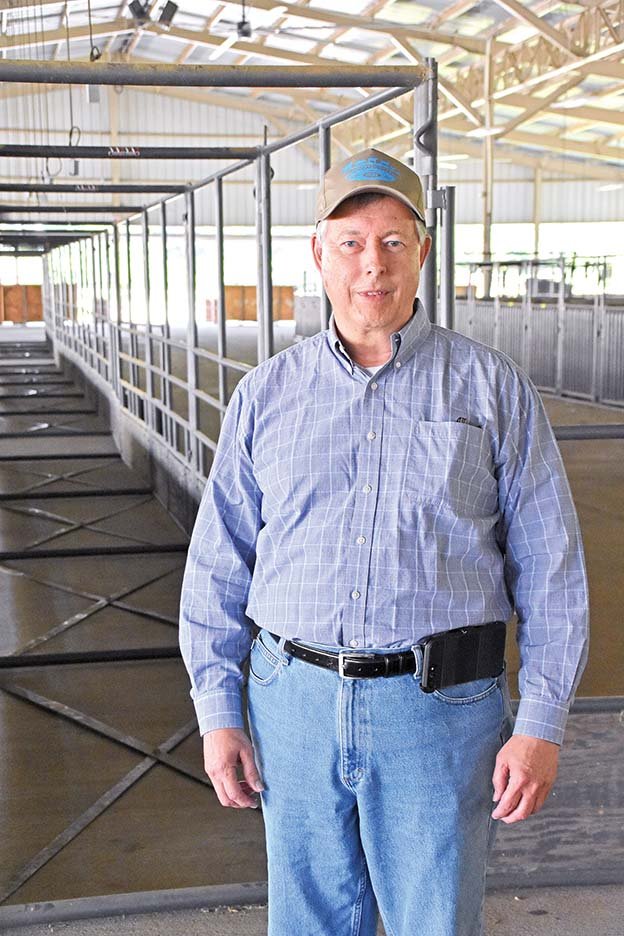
left=363, top=243, right=387, bottom=275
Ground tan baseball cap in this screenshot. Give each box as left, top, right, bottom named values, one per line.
left=315, top=148, right=426, bottom=225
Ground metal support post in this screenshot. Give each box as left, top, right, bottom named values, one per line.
left=319, top=124, right=332, bottom=332
left=160, top=202, right=174, bottom=446
left=482, top=39, right=494, bottom=299
left=110, top=226, right=122, bottom=399
left=90, top=237, right=100, bottom=372
left=438, top=186, right=455, bottom=331
left=185, top=189, right=200, bottom=472
left=142, top=210, right=154, bottom=429
left=413, top=57, right=438, bottom=323
left=214, top=177, right=228, bottom=421
left=255, top=153, right=274, bottom=364
left=556, top=261, right=565, bottom=395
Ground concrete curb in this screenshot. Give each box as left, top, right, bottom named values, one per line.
left=0, top=882, right=268, bottom=929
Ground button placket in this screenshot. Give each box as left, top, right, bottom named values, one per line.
left=345, top=378, right=385, bottom=647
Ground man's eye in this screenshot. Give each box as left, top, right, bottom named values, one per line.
left=385, top=240, right=404, bottom=248
left=342, top=240, right=358, bottom=248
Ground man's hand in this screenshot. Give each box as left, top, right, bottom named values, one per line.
left=491, top=734, right=559, bottom=824
left=203, top=728, right=265, bottom=809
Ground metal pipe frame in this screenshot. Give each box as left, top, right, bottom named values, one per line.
left=0, top=61, right=426, bottom=88
left=0, top=183, right=186, bottom=194
left=0, top=204, right=144, bottom=214
left=0, top=144, right=261, bottom=160
left=44, top=76, right=430, bottom=486
left=414, top=57, right=438, bottom=323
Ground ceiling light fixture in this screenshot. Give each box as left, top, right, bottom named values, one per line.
left=158, top=1, right=178, bottom=28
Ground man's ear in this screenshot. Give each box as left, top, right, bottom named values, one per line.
left=311, top=232, right=323, bottom=274
left=419, top=235, right=433, bottom=268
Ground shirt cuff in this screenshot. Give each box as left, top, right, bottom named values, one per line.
left=513, top=696, right=570, bottom=746
left=192, top=688, right=245, bottom=736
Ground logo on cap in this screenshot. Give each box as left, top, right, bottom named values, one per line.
left=342, top=156, right=400, bottom=183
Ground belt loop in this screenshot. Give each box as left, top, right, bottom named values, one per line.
left=277, top=634, right=291, bottom=665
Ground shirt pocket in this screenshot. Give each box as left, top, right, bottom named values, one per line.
left=403, top=421, right=498, bottom=518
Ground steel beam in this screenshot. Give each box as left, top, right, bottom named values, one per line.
left=0, top=182, right=186, bottom=193
left=0, top=61, right=426, bottom=87
left=554, top=424, right=624, bottom=441
left=0, top=204, right=145, bottom=214
left=0, top=543, right=187, bottom=559
left=0, top=452, right=120, bottom=461
left=0, top=430, right=112, bottom=438
left=0, top=487, right=152, bottom=501
left=0, top=144, right=260, bottom=160
left=0, top=647, right=181, bottom=667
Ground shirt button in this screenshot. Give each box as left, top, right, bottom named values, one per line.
left=367, top=430, right=376, bottom=441
left=370, top=381, right=378, bottom=390
left=395, top=360, right=402, bottom=369
left=349, top=639, right=359, bottom=648
left=351, top=590, right=361, bottom=600
left=362, top=484, right=372, bottom=494
left=356, top=535, right=366, bottom=545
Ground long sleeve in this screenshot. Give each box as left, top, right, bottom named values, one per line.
left=179, top=381, right=262, bottom=735
left=494, top=366, right=589, bottom=745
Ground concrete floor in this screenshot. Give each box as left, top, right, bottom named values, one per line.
left=3, top=887, right=624, bottom=936
left=0, top=324, right=622, bottom=926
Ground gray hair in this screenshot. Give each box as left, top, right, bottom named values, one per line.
left=316, top=192, right=427, bottom=245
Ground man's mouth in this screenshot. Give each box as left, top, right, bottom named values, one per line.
left=358, top=290, right=390, bottom=297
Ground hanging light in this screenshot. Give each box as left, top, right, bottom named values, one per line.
left=158, top=1, right=178, bottom=28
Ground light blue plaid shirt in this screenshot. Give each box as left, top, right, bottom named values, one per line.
left=179, top=301, right=589, bottom=745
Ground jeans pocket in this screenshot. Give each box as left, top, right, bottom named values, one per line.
left=248, top=632, right=284, bottom=686
left=433, top=675, right=499, bottom=704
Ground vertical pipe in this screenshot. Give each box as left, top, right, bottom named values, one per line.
left=90, top=236, right=100, bottom=374
left=215, top=176, right=228, bottom=423
left=413, top=57, right=438, bottom=322
left=111, top=225, right=122, bottom=400
left=533, top=168, right=542, bottom=259
left=482, top=39, right=494, bottom=300
left=319, top=124, right=332, bottom=331
left=160, top=201, right=173, bottom=446
left=556, top=262, right=565, bottom=395
left=126, top=219, right=138, bottom=416
left=255, top=152, right=274, bottom=364
left=142, top=209, right=154, bottom=428
left=438, top=185, right=455, bottom=331
left=185, top=189, right=199, bottom=472
left=591, top=294, right=601, bottom=402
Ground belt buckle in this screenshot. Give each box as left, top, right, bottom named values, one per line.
left=338, top=650, right=363, bottom=679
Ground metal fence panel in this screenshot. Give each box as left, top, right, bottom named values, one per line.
left=561, top=304, right=595, bottom=398
left=528, top=304, right=558, bottom=391
left=601, top=306, right=624, bottom=404
left=471, top=301, right=496, bottom=346
left=497, top=303, right=525, bottom=366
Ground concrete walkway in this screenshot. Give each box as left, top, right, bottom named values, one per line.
left=3, top=886, right=624, bottom=935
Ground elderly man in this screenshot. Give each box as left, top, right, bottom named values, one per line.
left=179, top=148, right=588, bottom=936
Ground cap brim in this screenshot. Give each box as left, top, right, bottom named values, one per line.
left=316, top=184, right=426, bottom=225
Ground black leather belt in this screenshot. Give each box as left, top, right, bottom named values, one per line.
left=267, top=620, right=506, bottom=687
left=268, top=632, right=420, bottom=679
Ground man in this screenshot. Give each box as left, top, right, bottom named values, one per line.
left=179, top=148, right=588, bottom=936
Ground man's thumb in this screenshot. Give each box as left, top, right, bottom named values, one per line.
left=491, top=757, right=509, bottom=802
left=240, top=744, right=265, bottom=792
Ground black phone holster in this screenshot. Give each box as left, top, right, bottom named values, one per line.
left=418, top=620, right=507, bottom=693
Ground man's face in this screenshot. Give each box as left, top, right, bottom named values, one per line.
left=311, top=195, right=431, bottom=334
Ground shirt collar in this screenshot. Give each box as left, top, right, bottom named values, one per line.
left=326, top=299, right=431, bottom=375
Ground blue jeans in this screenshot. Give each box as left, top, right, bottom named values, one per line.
left=246, top=629, right=514, bottom=936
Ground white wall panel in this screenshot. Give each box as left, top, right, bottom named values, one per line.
left=541, top=180, right=624, bottom=222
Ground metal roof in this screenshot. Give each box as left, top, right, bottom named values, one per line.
left=1, top=0, right=624, bottom=223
